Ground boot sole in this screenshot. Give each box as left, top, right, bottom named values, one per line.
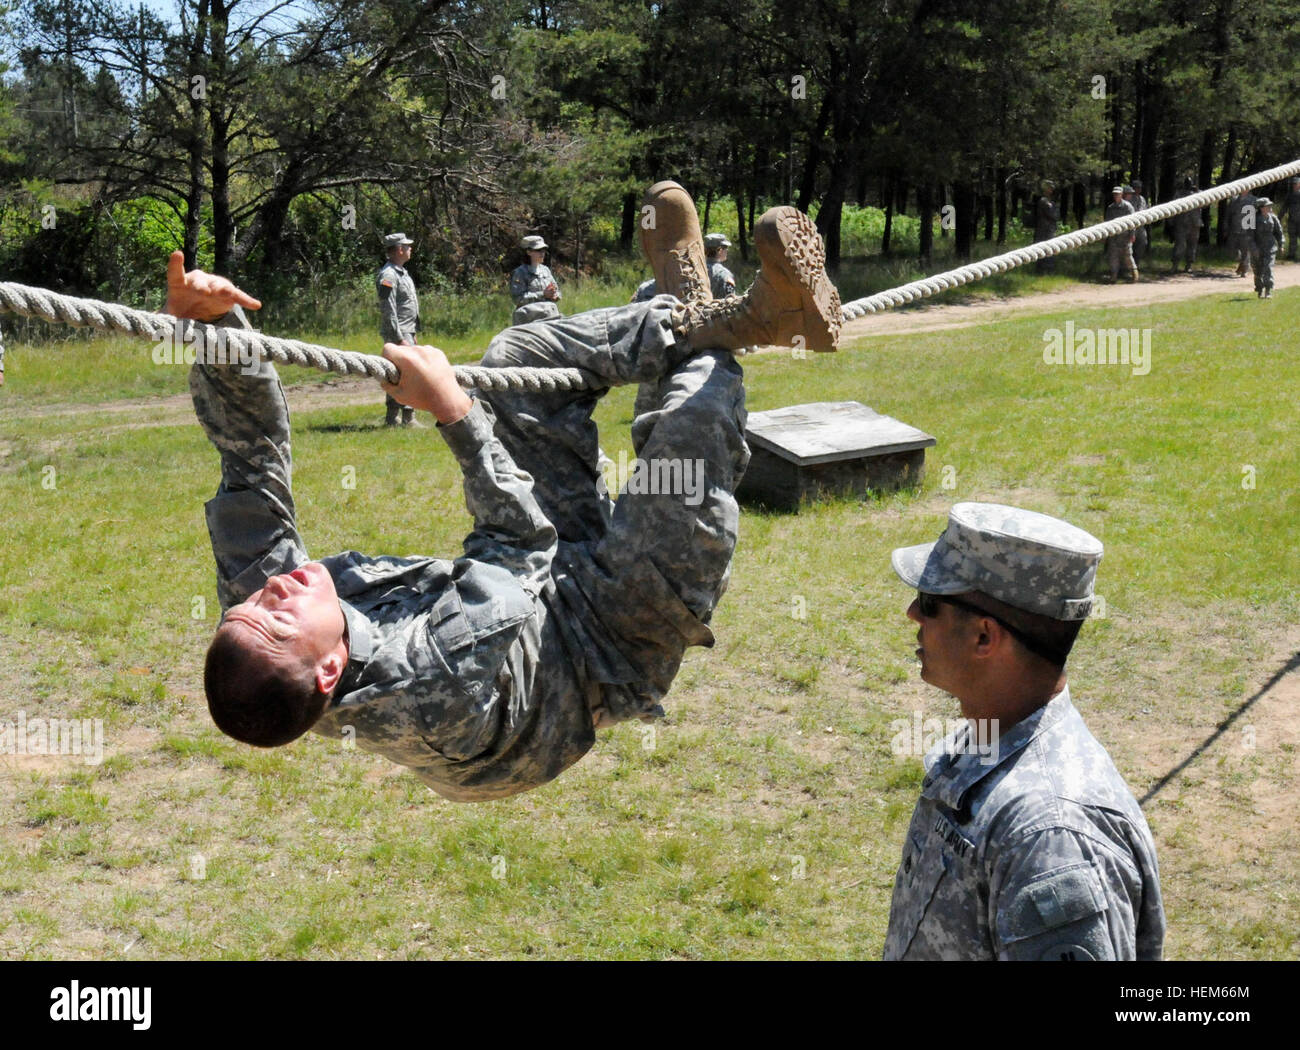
left=754, top=207, right=841, bottom=351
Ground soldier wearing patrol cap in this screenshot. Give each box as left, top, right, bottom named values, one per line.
left=1248, top=197, right=1284, bottom=298
left=376, top=233, right=422, bottom=427
left=510, top=235, right=562, bottom=326
left=1103, top=186, right=1138, bottom=282
left=703, top=233, right=737, bottom=299
left=883, top=502, right=1165, bottom=961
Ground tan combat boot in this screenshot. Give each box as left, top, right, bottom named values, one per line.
left=675, top=207, right=841, bottom=352
left=639, top=181, right=713, bottom=305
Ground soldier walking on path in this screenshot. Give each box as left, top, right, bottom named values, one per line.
left=1282, top=177, right=1300, bottom=262
left=172, top=181, right=842, bottom=802
left=1170, top=179, right=1202, bottom=273
left=509, top=235, right=562, bottom=326
left=882, top=503, right=1165, bottom=960
left=1103, top=187, right=1138, bottom=282
left=1033, top=181, right=1060, bottom=274
left=1248, top=197, right=1284, bottom=298
left=376, top=233, right=422, bottom=427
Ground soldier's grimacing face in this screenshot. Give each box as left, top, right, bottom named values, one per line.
left=221, top=562, right=346, bottom=670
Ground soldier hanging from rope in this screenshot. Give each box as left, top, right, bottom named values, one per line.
left=183, top=182, right=841, bottom=800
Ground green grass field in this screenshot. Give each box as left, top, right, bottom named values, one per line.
left=1, top=273, right=1298, bottom=959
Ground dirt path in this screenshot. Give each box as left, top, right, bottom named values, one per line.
left=840, top=261, right=1300, bottom=341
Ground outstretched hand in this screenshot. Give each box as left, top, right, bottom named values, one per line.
left=165, top=250, right=262, bottom=323
left=381, top=343, right=472, bottom=425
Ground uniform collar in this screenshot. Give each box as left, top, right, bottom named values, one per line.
left=336, top=598, right=373, bottom=691
left=920, top=685, right=1073, bottom=810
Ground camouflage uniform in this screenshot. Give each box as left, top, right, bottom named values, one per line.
left=1126, top=187, right=1150, bottom=264
left=192, top=300, right=748, bottom=801
left=1103, top=194, right=1137, bottom=279
left=509, top=263, right=562, bottom=326
left=883, top=687, right=1166, bottom=960
left=1282, top=182, right=1300, bottom=261
left=1170, top=190, right=1202, bottom=271
left=884, top=502, right=1165, bottom=960
left=377, top=251, right=420, bottom=421
left=1248, top=202, right=1284, bottom=296
left=706, top=260, right=736, bottom=300
left=1226, top=192, right=1257, bottom=275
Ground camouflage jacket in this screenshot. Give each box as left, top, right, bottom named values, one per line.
left=192, top=308, right=596, bottom=801
left=706, top=260, right=736, bottom=299
left=1103, top=199, right=1135, bottom=242
left=509, top=263, right=562, bottom=308
left=376, top=261, right=419, bottom=344
left=883, top=687, right=1165, bottom=960
left=1249, top=212, right=1284, bottom=253
left=1226, top=194, right=1258, bottom=242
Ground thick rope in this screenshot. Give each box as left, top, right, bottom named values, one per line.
left=3, top=159, right=1296, bottom=371
left=839, top=158, right=1300, bottom=319
left=0, top=284, right=598, bottom=392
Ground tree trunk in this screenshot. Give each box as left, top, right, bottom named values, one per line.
left=1217, top=127, right=1237, bottom=244
left=996, top=166, right=1008, bottom=243
left=619, top=191, right=636, bottom=250
left=796, top=95, right=831, bottom=213
left=953, top=181, right=976, bottom=260
left=918, top=184, right=934, bottom=263
left=881, top=172, right=894, bottom=256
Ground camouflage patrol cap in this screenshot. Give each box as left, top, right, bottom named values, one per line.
left=383, top=233, right=414, bottom=247
left=1256, top=197, right=1273, bottom=207
left=520, top=235, right=548, bottom=251
left=891, top=503, right=1103, bottom=621
left=704, top=233, right=732, bottom=250
left=1111, top=186, right=1124, bottom=194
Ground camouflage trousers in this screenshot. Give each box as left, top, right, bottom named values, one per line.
left=1172, top=227, right=1199, bottom=269
left=1251, top=247, right=1277, bottom=292
left=478, top=296, right=750, bottom=727
left=1106, top=237, right=1136, bottom=278
left=1232, top=234, right=1253, bottom=274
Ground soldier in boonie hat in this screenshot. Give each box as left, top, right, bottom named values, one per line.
left=510, top=234, right=562, bottom=325
left=882, top=501, right=1165, bottom=962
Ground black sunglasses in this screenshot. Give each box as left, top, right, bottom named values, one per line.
left=916, top=592, right=1063, bottom=665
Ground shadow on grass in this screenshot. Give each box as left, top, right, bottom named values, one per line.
left=301, top=422, right=390, bottom=434
left=1141, top=648, right=1300, bottom=806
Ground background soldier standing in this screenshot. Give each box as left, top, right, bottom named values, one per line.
left=1033, top=181, right=1060, bottom=273
left=1226, top=188, right=1258, bottom=277
left=704, top=233, right=737, bottom=298
left=1170, top=179, right=1202, bottom=272
left=1125, top=181, right=1150, bottom=266
left=376, top=232, right=421, bottom=427
left=1282, top=176, right=1300, bottom=261
left=1248, top=197, right=1284, bottom=298
left=510, top=235, right=562, bottom=325
left=1104, top=186, right=1138, bottom=282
